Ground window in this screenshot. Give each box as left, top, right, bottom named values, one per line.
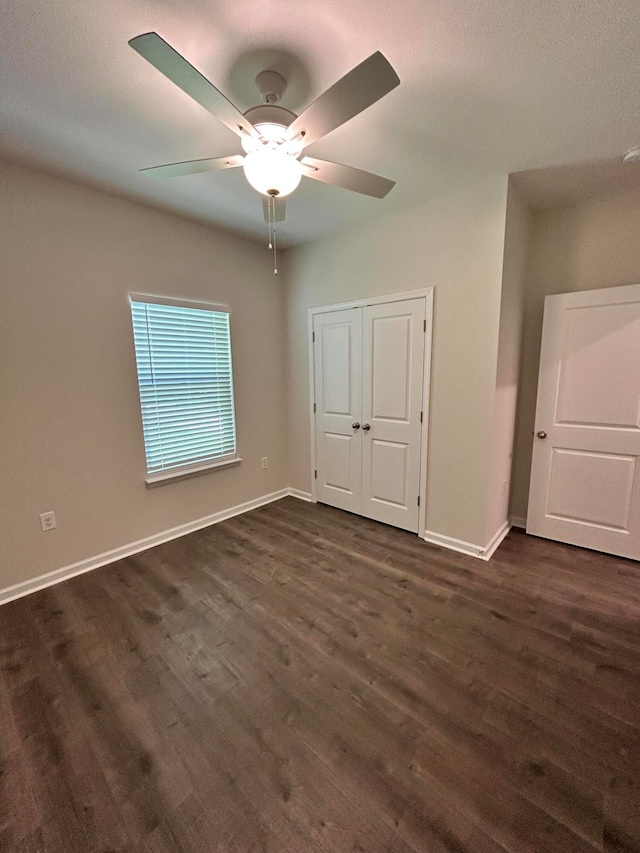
left=130, top=294, right=239, bottom=484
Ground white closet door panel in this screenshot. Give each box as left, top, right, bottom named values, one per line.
left=361, top=299, right=426, bottom=532
left=314, top=309, right=363, bottom=513
left=370, top=440, right=409, bottom=506
left=527, top=283, right=640, bottom=559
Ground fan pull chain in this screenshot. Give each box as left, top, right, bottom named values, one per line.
left=265, top=195, right=278, bottom=275
left=272, top=196, right=278, bottom=276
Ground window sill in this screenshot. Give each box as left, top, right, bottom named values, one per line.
left=145, top=457, right=242, bottom=488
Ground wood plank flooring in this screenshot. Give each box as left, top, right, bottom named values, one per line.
left=1, top=497, right=639, bottom=852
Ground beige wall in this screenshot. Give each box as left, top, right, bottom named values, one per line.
left=511, top=187, right=640, bottom=520
left=4, top=155, right=562, bottom=588
left=0, top=160, right=287, bottom=589
left=485, top=181, right=532, bottom=540
left=285, top=175, right=509, bottom=548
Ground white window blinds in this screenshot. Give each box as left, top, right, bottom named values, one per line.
left=130, top=296, right=237, bottom=478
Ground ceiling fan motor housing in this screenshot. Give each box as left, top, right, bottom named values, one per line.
left=243, top=104, right=297, bottom=132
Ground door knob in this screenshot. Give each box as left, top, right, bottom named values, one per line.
left=537, top=430, right=547, bottom=439
left=362, top=423, right=371, bottom=431
left=352, top=422, right=360, bottom=429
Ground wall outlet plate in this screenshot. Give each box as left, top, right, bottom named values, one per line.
left=261, top=457, right=268, bottom=469
left=40, top=511, right=57, bottom=531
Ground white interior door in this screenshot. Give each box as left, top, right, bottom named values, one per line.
left=314, top=297, right=427, bottom=534
left=313, top=308, right=362, bottom=514
left=361, top=299, right=426, bottom=532
left=527, top=283, right=640, bottom=560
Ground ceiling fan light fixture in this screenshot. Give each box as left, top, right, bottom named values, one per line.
left=243, top=149, right=303, bottom=197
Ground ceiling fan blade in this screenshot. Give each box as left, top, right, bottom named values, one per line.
left=262, top=196, right=286, bottom=223
left=129, top=32, right=258, bottom=140
left=140, top=154, right=244, bottom=179
left=301, top=157, right=395, bottom=198
left=286, top=52, right=399, bottom=148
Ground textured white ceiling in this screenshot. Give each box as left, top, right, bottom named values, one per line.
left=1, top=0, right=639, bottom=246
left=514, top=157, right=640, bottom=210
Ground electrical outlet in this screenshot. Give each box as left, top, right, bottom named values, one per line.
left=40, top=511, right=57, bottom=532
left=501, top=479, right=507, bottom=497
left=261, top=457, right=268, bottom=470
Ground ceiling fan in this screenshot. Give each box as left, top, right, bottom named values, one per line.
left=128, top=32, right=400, bottom=223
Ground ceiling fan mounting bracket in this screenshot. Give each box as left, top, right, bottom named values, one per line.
left=255, top=70, right=287, bottom=104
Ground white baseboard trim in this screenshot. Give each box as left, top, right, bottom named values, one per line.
left=287, top=488, right=314, bottom=502
left=423, top=519, right=512, bottom=562
left=0, top=488, right=292, bottom=607
left=510, top=515, right=527, bottom=529
left=422, top=529, right=485, bottom=559
left=1, top=488, right=516, bottom=606
left=481, top=520, right=512, bottom=560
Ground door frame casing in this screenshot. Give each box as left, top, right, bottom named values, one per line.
left=308, top=288, right=434, bottom=537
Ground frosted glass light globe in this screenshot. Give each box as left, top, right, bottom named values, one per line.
left=243, top=150, right=303, bottom=198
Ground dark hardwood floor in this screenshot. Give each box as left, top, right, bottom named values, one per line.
left=1, top=497, right=639, bottom=852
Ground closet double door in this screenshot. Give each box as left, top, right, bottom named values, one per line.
left=313, top=297, right=427, bottom=533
